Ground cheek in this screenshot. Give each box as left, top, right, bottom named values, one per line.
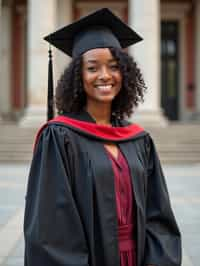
left=83, top=73, right=95, bottom=89
left=82, top=75, right=96, bottom=97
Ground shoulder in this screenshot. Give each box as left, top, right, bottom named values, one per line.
left=119, top=118, right=150, bottom=137
left=33, top=121, right=71, bottom=152
left=122, top=119, right=156, bottom=152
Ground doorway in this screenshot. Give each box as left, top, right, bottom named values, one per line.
left=161, top=21, right=179, bottom=120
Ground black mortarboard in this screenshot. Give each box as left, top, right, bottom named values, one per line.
left=44, top=8, right=143, bottom=120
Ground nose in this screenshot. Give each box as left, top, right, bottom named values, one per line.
left=99, top=66, right=111, bottom=80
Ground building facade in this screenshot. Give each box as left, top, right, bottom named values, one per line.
left=0, top=0, right=199, bottom=126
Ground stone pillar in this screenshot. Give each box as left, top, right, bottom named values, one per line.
left=0, top=3, right=12, bottom=120
left=0, top=0, right=1, bottom=26
left=55, top=0, right=72, bottom=80
left=0, top=0, right=2, bottom=122
left=129, top=0, right=167, bottom=126
left=20, top=0, right=57, bottom=127
left=194, top=0, right=200, bottom=120
left=0, top=0, right=2, bottom=28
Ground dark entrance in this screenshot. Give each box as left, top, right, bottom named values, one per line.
left=161, top=21, right=179, bottom=120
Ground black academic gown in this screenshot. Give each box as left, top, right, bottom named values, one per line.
left=24, top=112, right=181, bottom=266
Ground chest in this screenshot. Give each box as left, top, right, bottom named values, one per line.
left=104, top=143, right=119, bottom=159
left=68, top=133, right=148, bottom=207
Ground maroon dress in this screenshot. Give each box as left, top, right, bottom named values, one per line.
left=105, top=148, right=137, bottom=266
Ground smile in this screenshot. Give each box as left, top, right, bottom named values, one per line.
left=95, top=85, right=113, bottom=90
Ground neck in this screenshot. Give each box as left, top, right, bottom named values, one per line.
left=86, top=102, right=112, bottom=126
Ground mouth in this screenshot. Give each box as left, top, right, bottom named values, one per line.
left=95, top=84, right=113, bottom=93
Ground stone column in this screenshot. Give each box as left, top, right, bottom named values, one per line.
left=0, top=1, right=1, bottom=123
left=194, top=0, right=200, bottom=120
left=0, top=2, right=12, bottom=121
left=0, top=0, right=1, bottom=26
left=129, top=0, right=167, bottom=126
left=0, top=0, right=1, bottom=30
left=20, top=0, right=57, bottom=127
left=55, top=0, right=73, bottom=80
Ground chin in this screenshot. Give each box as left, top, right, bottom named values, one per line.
left=97, top=95, right=116, bottom=103
left=97, top=92, right=119, bottom=101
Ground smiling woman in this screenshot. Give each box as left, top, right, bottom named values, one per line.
left=24, top=8, right=182, bottom=266
left=82, top=48, right=122, bottom=105
left=82, top=48, right=122, bottom=124
left=56, top=46, right=146, bottom=120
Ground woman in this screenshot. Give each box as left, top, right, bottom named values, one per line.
left=24, top=8, right=181, bottom=266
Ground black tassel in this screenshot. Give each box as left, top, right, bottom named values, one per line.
left=47, top=45, right=54, bottom=121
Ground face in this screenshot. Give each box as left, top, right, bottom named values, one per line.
left=82, top=48, right=122, bottom=106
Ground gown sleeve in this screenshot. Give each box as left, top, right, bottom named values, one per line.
left=144, top=135, right=182, bottom=266
left=24, top=125, right=89, bottom=266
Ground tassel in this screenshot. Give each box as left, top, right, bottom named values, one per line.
left=47, top=45, right=54, bottom=121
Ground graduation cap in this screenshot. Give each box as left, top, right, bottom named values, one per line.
left=44, top=8, right=143, bottom=120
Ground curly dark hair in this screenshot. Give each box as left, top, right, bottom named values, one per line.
left=56, top=47, right=146, bottom=119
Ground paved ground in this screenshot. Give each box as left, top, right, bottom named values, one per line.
left=0, top=163, right=200, bottom=266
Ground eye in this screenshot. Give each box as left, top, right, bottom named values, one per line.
left=87, top=66, right=97, bottom=72
left=110, top=64, right=120, bottom=70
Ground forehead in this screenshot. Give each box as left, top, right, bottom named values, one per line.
left=82, top=48, right=115, bottom=62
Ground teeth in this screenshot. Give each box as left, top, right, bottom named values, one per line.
left=96, top=85, right=112, bottom=90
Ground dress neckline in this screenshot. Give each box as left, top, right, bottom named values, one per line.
left=105, top=147, right=121, bottom=162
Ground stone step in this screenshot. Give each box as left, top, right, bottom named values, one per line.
left=0, top=153, right=199, bottom=164
left=0, top=123, right=200, bottom=163
left=1, top=143, right=199, bottom=150
left=1, top=145, right=200, bottom=153
left=1, top=134, right=200, bottom=142
left=0, top=148, right=199, bottom=163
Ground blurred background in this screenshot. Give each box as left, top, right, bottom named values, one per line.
left=0, top=0, right=200, bottom=265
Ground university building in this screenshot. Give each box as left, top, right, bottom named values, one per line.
left=0, top=0, right=200, bottom=126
